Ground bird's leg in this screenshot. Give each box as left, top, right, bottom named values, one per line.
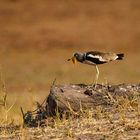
left=95, top=65, right=99, bottom=84
left=92, top=65, right=99, bottom=88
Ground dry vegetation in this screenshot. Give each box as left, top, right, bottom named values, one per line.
left=0, top=88, right=140, bottom=139
left=0, top=0, right=140, bottom=139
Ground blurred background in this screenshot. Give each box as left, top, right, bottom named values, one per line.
left=0, top=0, right=140, bottom=122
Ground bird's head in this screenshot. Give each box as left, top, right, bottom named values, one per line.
left=67, top=52, right=84, bottom=64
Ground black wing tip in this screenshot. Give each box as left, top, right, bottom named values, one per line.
left=117, top=53, right=124, bottom=60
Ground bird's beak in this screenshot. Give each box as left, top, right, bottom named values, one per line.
left=67, top=56, right=77, bottom=64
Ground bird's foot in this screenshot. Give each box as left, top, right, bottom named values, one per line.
left=91, top=83, right=97, bottom=90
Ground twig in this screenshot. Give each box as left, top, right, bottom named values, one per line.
left=20, top=107, right=25, bottom=119
left=31, top=96, right=48, bottom=113
left=51, top=78, right=56, bottom=88
left=3, top=94, right=7, bottom=107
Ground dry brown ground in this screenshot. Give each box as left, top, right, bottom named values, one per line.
left=0, top=93, right=140, bottom=140
left=0, top=0, right=140, bottom=139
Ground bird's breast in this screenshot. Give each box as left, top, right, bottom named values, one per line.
left=82, top=60, right=96, bottom=66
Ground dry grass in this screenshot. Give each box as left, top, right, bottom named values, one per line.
left=0, top=95, right=140, bottom=139
left=0, top=0, right=140, bottom=139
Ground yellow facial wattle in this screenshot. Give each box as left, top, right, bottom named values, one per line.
left=72, top=56, right=76, bottom=64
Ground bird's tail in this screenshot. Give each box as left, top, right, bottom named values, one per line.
left=117, top=53, right=124, bottom=60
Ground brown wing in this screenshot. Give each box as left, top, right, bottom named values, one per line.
left=101, top=53, right=118, bottom=61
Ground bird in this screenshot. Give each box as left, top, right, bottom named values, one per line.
left=68, top=51, right=124, bottom=88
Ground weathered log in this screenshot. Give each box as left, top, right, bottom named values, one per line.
left=22, top=83, right=140, bottom=127
left=47, top=84, right=140, bottom=116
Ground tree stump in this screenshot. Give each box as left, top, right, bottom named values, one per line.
left=22, top=83, right=140, bottom=127
left=47, top=84, right=140, bottom=116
